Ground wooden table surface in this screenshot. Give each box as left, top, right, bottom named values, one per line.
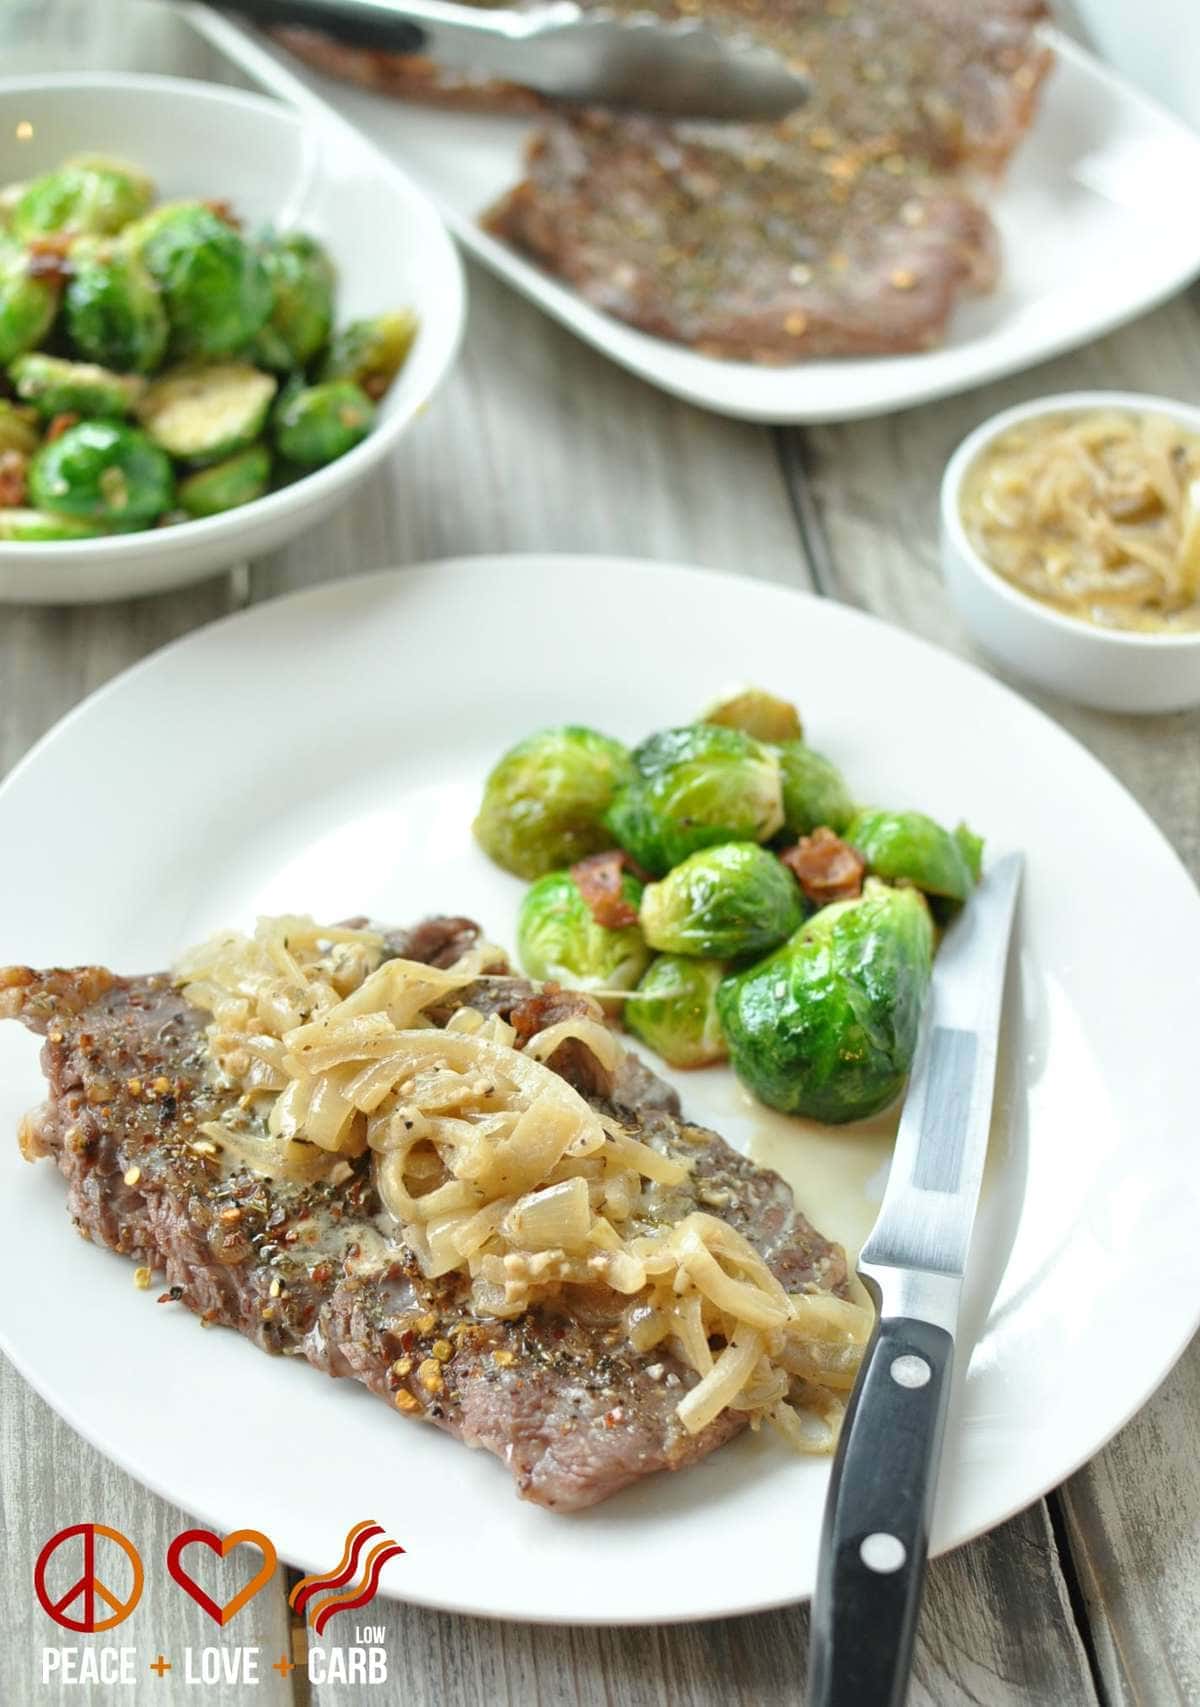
left=3, top=11, right=1199, bottom=1703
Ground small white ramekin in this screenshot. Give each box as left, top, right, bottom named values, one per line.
left=940, top=391, right=1200, bottom=714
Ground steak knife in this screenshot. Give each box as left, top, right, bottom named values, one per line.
left=807, top=851, right=1023, bottom=1707
left=212, top=0, right=811, bottom=120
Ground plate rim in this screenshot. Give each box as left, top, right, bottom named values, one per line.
left=2, top=552, right=1199, bottom=1625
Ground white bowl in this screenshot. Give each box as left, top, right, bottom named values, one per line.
left=940, top=390, right=1200, bottom=714
left=0, top=73, right=465, bottom=604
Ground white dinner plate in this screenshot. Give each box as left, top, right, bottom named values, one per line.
left=1, top=556, right=1198, bottom=1625
left=188, top=14, right=1200, bottom=425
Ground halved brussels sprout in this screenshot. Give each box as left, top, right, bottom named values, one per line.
left=703, top=686, right=802, bottom=744
left=127, top=202, right=272, bottom=358
left=777, top=739, right=856, bottom=836
left=516, top=869, right=651, bottom=1006
left=0, top=507, right=111, bottom=541
left=320, top=309, right=416, bottom=398
left=64, top=241, right=168, bottom=374
left=138, top=363, right=277, bottom=463
left=845, top=809, right=982, bottom=903
left=27, top=420, right=173, bottom=525
left=10, top=353, right=145, bottom=420
left=178, top=443, right=271, bottom=518
left=474, top=726, right=633, bottom=880
left=717, top=879, right=933, bottom=1123
left=0, top=400, right=39, bottom=457
left=0, top=242, right=58, bottom=364
left=271, top=380, right=374, bottom=467
left=257, top=232, right=335, bottom=369
left=604, top=724, right=783, bottom=878
left=624, top=955, right=728, bottom=1069
left=12, top=155, right=153, bottom=240
left=639, top=843, right=804, bottom=960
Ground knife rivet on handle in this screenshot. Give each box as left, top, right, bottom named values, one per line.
left=890, top=1354, right=932, bottom=1388
left=860, top=1534, right=908, bottom=1574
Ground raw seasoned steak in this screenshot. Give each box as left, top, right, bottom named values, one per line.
left=1, top=920, right=847, bottom=1511
left=484, top=111, right=998, bottom=361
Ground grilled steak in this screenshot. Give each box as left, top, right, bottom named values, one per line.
left=276, top=0, right=1049, bottom=360
left=1, top=919, right=846, bottom=1511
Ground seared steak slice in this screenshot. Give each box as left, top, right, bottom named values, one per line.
left=1, top=922, right=846, bottom=1511
left=484, top=111, right=997, bottom=362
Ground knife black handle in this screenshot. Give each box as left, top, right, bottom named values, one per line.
left=221, top=0, right=428, bottom=57
left=807, top=1314, right=955, bottom=1707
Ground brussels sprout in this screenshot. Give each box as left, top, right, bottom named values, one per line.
left=257, top=232, right=335, bottom=368
left=845, top=808, right=981, bottom=903
left=272, top=380, right=374, bottom=467
left=138, top=363, right=277, bottom=463
left=777, top=739, right=856, bottom=836
left=27, top=420, right=173, bottom=525
left=0, top=400, right=39, bottom=457
left=177, top=443, right=271, bottom=518
left=0, top=182, right=27, bottom=233
left=717, top=879, right=934, bottom=1123
left=0, top=242, right=58, bottom=364
left=474, top=726, right=632, bottom=880
left=127, top=203, right=271, bottom=358
left=703, top=686, right=802, bottom=744
left=604, top=725, right=783, bottom=878
left=320, top=309, right=416, bottom=398
left=0, top=507, right=111, bottom=541
left=12, top=155, right=153, bottom=240
left=516, top=870, right=651, bottom=1005
left=10, top=352, right=145, bottom=420
left=64, top=242, right=168, bottom=373
left=625, top=955, right=728, bottom=1069
left=639, top=843, right=804, bottom=960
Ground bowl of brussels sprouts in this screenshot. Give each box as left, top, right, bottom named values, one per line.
left=0, top=73, right=464, bottom=601
left=474, top=687, right=986, bottom=1127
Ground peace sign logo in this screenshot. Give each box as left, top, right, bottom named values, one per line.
left=34, top=1523, right=144, bottom=1633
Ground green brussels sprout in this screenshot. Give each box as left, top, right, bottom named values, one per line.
left=0, top=242, right=59, bottom=364
left=0, top=507, right=112, bottom=541
left=604, top=724, right=783, bottom=878
left=0, top=182, right=27, bottom=233
left=272, top=380, right=374, bottom=467
left=516, top=869, right=651, bottom=1005
left=717, top=879, right=933, bottom=1123
left=640, top=843, right=804, bottom=960
left=320, top=309, right=416, bottom=398
left=127, top=203, right=272, bottom=358
left=0, top=400, right=39, bottom=457
left=64, top=241, right=168, bottom=373
left=177, top=443, right=271, bottom=518
left=845, top=808, right=982, bottom=903
left=474, top=726, right=632, bottom=880
left=9, top=352, right=145, bottom=420
left=703, top=685, right=802, bottom=744
left=624, top=955, right=728, bottom=1069
left=27, top=420, right=173, bottom=525
left=257, top=232, right=335, bottom=369
left=138, top=363, right=277, bottom=463
left=777, top=739, right=856, bottom=836
left=12, top=155, right=153, bottom=240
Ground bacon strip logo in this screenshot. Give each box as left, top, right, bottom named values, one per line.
left=289, top=1520, right=404, bottom=1636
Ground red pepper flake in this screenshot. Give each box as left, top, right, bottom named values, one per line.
left=780, top=828, right=866, bottom=906
left=571, top=850, right=641, bottom=928
left=310, top=1261, right=333, bottom=1287
left=45, top=411, right=80, bottom=444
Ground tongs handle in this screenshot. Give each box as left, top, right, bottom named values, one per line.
left=216, top=0, right=429, bottom=54
left=807, top=1311, right=955, bottom=1707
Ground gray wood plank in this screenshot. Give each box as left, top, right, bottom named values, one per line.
left=0, top=1355, right=293, bottom=1707
left=782, top=284, right=1200, bottom=1707
left=248, top=261, right=811, bottom=604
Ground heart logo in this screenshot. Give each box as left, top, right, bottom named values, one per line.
left=166, top=1529, right=277, bottom=1627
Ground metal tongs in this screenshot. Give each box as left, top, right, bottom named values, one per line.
left=219, top=0, right=811, bottom=119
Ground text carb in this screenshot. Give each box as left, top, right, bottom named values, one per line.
left=308, top=1646, right=389, bottom=1684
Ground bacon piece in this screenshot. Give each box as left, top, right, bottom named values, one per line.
left=26, top=235, right=73, bottom=288
left=509, top=984, right=614, bottom=1100
left=570, top=850, right=641, bottom=928
left=45, top=412, right=80, bottom=444
left=0, top=450, right=27, bottom=507
left=781, top=828, right=866, bottom=906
